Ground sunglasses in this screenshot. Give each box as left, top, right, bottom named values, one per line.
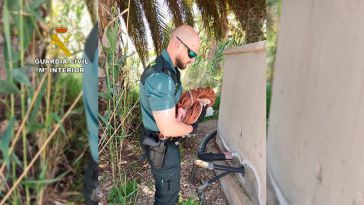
left=176, top=36, right=197, bottom=59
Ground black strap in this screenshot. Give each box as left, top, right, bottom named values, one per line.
left=142, top=127, right=179, bottom=142
left=142, top=127, right=160, bottom=140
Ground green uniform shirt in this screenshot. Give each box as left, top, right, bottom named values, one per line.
left=139, top=49, right=182, bottom=131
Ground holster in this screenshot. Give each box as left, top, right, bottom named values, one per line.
left=142, top=130, right=167, bottom=169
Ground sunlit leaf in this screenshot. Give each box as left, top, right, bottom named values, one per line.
left=13, top=68, right=31, bottom=87
left=0, top=80, right=20, bottom=94
left=0, top=117, right=16, bottom=169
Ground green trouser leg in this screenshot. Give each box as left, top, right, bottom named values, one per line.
left=141, top=134, right=181, bottom=205
left=151, top=141, right=181, bottom=205
left=83, top=154, right=98, bottom=205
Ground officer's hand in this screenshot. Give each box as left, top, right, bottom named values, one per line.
left=191, top=122, right=199, bottom=133
left=191, top=105, right=207, bottom=133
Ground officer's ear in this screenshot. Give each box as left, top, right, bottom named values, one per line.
left=174, top=37, right=182, bottom=50
left=175, top=41, right=180, bottom=50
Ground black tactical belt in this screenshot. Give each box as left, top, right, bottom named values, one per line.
left=142, top=127, right=179, bottom=142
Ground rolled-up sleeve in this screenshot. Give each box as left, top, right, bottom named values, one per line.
left=144, top=73, right=176, bottom=111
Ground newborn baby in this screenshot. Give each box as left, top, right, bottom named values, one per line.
left=175, top=87, right=216, bottom=124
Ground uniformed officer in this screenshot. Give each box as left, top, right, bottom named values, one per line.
left=139, top=24, right=201, bottom=205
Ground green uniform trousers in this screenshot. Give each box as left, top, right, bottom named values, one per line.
left=141, top=128, right=181, bottom=205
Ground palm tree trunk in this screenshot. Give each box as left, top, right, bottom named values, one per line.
left=85, top=0, right=97, bottom=24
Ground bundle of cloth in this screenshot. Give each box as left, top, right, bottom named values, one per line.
left=176, top=87, right=217, bottom=124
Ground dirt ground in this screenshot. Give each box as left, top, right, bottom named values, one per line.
left=99, top=119, right=228, bottom=205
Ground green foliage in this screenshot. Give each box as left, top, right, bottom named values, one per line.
left=181, top=16, right=243, bottom=124
left=54, top=0, right=90, bottom=53
left=0, top=117, right=16, bottom=169
left=12, top=69, right=31, bottom=87
left=0, top=80, right=20, bottom=94
left=179, top=196, right=200, bottom=205
left=212, top=94, right=221, bottom=111
left=266, top=28, right=278, bottom=83
left=2, top=0, right=45, bottom=75
left=266, top=82, right=272, bottom=119
left=182, top=14, right=243, bottom=91
left=98, top=7, right=142, bottom=202
left=113, top=0, right=264, bottom=63
left=107, top=180, right=139, bottom=205
left=182, top=37, right=239, bottom=91
left=28, top=79, right=46, bottom=133
left=57, top=74, right=83, bottom=106
left=266, top=0, right=281, bottom=83
left=0, top=0, right=90, bottom=203
left=266, top=0, right=280, bottom=122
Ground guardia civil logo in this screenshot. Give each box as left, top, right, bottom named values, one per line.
left=51, top=26, right=72, bottom=57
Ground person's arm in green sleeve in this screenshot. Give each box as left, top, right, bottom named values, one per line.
left=153, top=106, right=193, bottom=137
left=144, top=73, right=193, bottom=137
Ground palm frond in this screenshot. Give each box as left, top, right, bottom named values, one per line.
left=252, top=0, right=266, bottom=41
left=85, top=0, right=97, bottom=24
left=164, top=0, right=183, bottom=26
left=180, top=0, right=194, bottom=26
left=217, top=0, right=229, bottom=39
left=161, top=24, right=174, bottom=49
left=226, top=0, right=247, bottom=29
left=119, top=0, right=149, bottom=67
left=227, top=0, right=265, bottom=43
left=195, top=0, right=224, bottom=39
left=141, top=0, right=167, bottom=55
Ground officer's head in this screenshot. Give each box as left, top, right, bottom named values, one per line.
left=167, top=24, right=200, bottom=70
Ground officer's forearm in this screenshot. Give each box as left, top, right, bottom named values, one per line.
left=163, top=120, right=193, bottom=137
left=153, top=107, right=193, bottom=137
